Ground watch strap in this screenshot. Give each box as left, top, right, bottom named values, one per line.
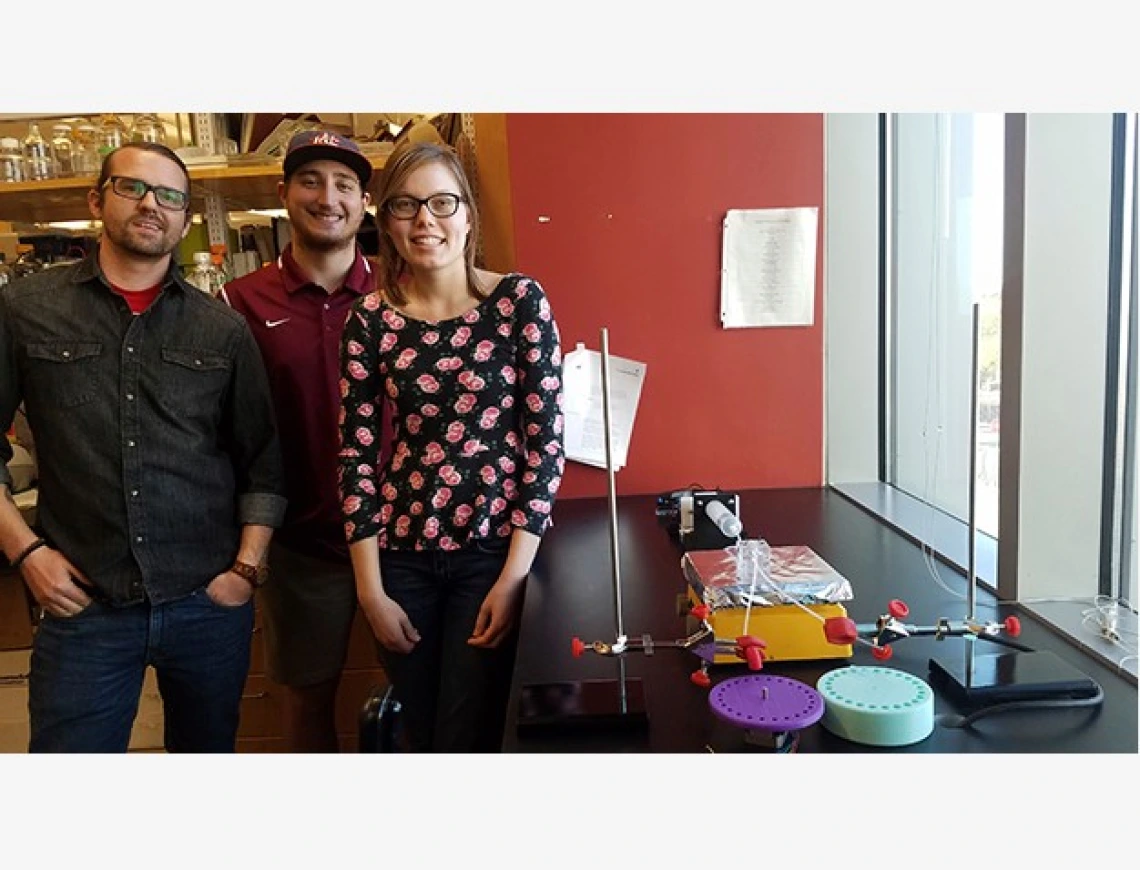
left=231, top=559, right=267, bottom=588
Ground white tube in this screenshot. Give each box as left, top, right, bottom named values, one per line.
left=705, top=499, right=742, bottom=538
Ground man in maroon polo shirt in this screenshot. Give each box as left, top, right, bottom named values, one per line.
left=222, top=130, right=385, bottom=751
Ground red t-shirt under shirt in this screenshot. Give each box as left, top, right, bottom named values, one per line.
left=108, top=281, right=162, bottom=314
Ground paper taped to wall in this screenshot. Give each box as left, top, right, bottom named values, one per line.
left=562, top=342, right=647, bottom=471
left=720, top=206, right=818, bottom=328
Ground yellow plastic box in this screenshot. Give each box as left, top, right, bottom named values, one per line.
left=682, top=545, right=854, bottom=664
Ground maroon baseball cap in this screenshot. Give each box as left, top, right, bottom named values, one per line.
left=283, top=130, right=372, bottom=186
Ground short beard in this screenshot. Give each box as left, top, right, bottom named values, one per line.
left=117, top=233, right=178, bottom=259
left=291, top=224, right=359, bottom=255
left=103, top=214, right=183, bottom=259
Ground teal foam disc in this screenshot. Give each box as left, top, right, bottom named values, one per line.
left=817, top=666, right=934, bottom=747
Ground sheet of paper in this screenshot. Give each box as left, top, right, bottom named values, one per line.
left=720, top=206, right=818, bottom=328
left=561, top=342, right=647, bottom=471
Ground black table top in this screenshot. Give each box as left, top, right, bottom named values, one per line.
left=503, top=487, right=1139, bottom=753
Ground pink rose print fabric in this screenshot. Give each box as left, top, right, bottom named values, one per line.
left=338, top=274, right=564, bottom=550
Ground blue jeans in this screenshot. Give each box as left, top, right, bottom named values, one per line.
left=378, top=541, right=517, bottom=752
left=28, top=587, right=253, bottom=753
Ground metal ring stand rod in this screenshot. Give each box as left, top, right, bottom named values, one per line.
left=959, top=302, right=982, bottom=687
left=967, top=302, right=980, bottom=622
left=600, top=328, right=627, bottom=648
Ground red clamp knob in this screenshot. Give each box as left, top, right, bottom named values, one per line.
left=690, top=604, right=712, bottom=621
left=1004, top=615, right=1022, bottom=637
left=824, top=617, right=859, bottom=645
left=735, top=635, right=766, bottom=649
left=571, top=637, right=585, bottom=658
left=888, top=599, right=910, bottom=619
left=743, top=645, right=765, bottom=670
left=690, top=670, right=711, bottom=688
left=871, top=644, right=893, bottom=661
left=735, top=636, right=766, bottom=670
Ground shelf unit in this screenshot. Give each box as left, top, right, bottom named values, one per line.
left=0, top=113, right=516, bottom=272
left=0, top=156, right=390, bottom=226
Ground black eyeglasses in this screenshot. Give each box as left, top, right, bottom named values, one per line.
left=103, top=175, right=190, bottom=211
left=383, top=193, right=465, bottom=220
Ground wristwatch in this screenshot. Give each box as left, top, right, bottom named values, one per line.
left=231, top=559, right=268, bottom=588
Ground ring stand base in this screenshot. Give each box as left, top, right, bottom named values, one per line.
left=928, top=649, right=1101, bottom=706
left=516, top=678, right=649, bottom=736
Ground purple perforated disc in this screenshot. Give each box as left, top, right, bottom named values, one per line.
left=709, top=675, right=824, bottom=732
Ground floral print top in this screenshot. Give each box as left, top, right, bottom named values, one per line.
left=338, top=273, right=564, bottom=550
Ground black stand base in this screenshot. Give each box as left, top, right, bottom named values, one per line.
left=928, top=649, right=1101, bottom=706
left=516, top=678, right=649, bottom=736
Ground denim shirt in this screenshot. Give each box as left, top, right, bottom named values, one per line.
left=0, top=250, right=287, bottom=606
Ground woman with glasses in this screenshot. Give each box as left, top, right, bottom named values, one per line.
left=338, top=142, right=564, bottom=752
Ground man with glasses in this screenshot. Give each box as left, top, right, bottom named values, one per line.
left=222, top=130, right=384, bottom=752
left=0, top=142, right=286, bottom=752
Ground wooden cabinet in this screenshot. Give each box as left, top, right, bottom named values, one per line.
left=0, top=569, right=34, bottom=752
left=235, top=600, right=388, bottom=753
left=0, top=568, right=34, bottom=651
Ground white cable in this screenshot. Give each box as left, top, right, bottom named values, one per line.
left=738, top=541, right=761, bottom=637
left=1006, top=595, right=1138, bottom=657
left=1074, top=594, right=1137, bottom=645
left=914, top=114, right=967, bottom=604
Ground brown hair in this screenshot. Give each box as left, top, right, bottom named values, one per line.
left=375, top=142, right=483, bottom=306
left=95, top=142, right=192, bottom=208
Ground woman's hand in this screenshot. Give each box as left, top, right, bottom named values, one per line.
left=468, top=574, right=526, bottom=649
left=360, top=592, right=421, bottom=653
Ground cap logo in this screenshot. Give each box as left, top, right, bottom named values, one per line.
left=284, top=129, right=370, bottom=184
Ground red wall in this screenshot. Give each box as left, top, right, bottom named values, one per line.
left=505, top=114, right=824, bottom=499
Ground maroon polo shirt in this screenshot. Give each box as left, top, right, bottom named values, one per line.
left=223, top=244, right=386, bottom=562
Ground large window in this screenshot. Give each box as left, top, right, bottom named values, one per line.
left=824, top=113, right=1138, bottom=677
left=889, top=113, right=1004, bottom=538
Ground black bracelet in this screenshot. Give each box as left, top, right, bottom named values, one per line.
left=10, top=537, right=46, bottom=570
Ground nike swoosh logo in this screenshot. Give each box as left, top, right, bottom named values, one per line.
left=265, top=318, right=291, bottom=328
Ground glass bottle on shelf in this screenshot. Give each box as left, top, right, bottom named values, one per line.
left=185, top=252, right=215, bottom=294
left=22, top=122, right=54, bottom=181
left=73, top=121, right=101, bottom=175
left=208, top=244, right=230, bottom=296
left=97, top=114, right=128, bottom=158
left=130, top=113, right=167, bottom=145
left=0, top=137, right=25, bottom=183
left=51, top=123, right=76, bottom=178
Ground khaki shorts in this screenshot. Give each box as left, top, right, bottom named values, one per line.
left=259, top=541, right=357, bottom=687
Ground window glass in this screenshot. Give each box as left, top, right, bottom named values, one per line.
left=889, top=113, right=1005, bottom=537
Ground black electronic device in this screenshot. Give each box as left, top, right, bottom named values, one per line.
left=656, top=488, right=742, bottom=550
left=516, top=678, right=648, bottom=736
left=928, top=649, right=1102, bottom=706
left=682, top=490, right=741, bottom=550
